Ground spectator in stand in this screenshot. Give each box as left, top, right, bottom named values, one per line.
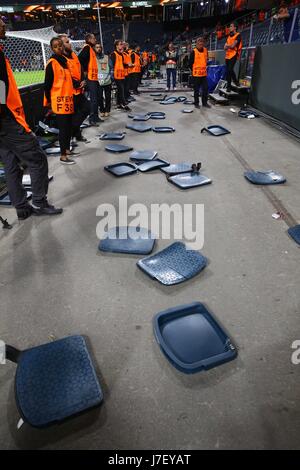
left=165, top=42, right=178, bottom=91
left=274, top=1, right=299, bottom=42
left=216, top=22, right=223, bottom=41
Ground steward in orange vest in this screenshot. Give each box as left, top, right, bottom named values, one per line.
left=189, top=37, right=210, bottom=108
left=78, top=34, right=98, bottom=81
left=122, top=42, right=132, bottom=101
left=111, top=40, right=130, bottom=110
left=224, top=23, right=242, bottom=91
left=130, top=45, right=142, bottom=94
left=78, top=33, right=100, bottom=125
left=59, top=34, right=90, bottom=142
left=142, top=51, right=149, bottom=64
left=0, top=19, right=62, bottom=218
left=44, top=37, right=76, bottom=164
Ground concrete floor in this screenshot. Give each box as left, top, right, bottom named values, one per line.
left=0, top=84, right=300, bottom=449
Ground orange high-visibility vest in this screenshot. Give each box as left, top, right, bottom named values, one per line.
left=66, top=51, right=82, bottom=95
left=225, top=33, right=242, bottom=60
left=83, top=44, right=98, bottom=81
left=113, top=51, right=125, bottom=80
left=192, top=47, right=208, bottom=77
left=122, top=51, right=131, bottom=77
left=152, top=53, right=157, bottom=62
left=131, top=52, right=141, bottom=73
left=142, top=51, right=148, bottom=62
left=4, top=57, right=31, bottom=133
left=43, top=58, right=74, bottom=115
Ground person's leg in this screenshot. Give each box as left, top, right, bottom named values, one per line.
left=201, top=77, right=209, bottom=106
left=131, top=73, right=137, bottom=93
left=87, top=79, right=99, bottom=123
left=104, top=84, right=112, bottom=113
left=172, top=69, right=177, bottom=89
left=0, top=146, right=28, bottom=210
left=115, top=79, right=126, bottom=107
left=72, top=93, right=90, bottom=139
left=124, top=76, right=130, bottom=100
left=231, top=56, right=238, bottom=85
left=166, top=68, right=171, bottom=89
left=0, top=115, right=60, bottom=215
left=226, top=57, right=236, bottom=91
left=99, top=86, right=105, bottom=114
left=193, top=77, right=201, bottom=106
left=56, top=114, right=74, bottom=163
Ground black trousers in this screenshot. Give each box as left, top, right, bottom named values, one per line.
left=56, top=114, right=73, bottom=155
left=124, top=76, right=130, bottom=100
left=193, top=76, right=208, bottom=106
left=115, top=79, right=126, bottom=107
left=130, top=73, right=140, bottom=93
left=87, top=79, right=100, bottom=122
left=72, top=93, right=90, bottom=138
left=226, top=56, right=238, bottom=90
left=0, top=113, right=49, bottom=209
left=99, top=84, right=112, bottom=113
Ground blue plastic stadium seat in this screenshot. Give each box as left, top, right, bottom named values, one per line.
left=153, top=302, right=237, bottom=373
left=288, top=225, right=300, bottom=245
left=99, top=226, right=155, bottom=254
left=8, top=336, right=103, bottom=428
left=137, top=242, right=207, bottom=285
left=244, top=170, right=286, bottom=185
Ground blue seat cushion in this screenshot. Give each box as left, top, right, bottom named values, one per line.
left=99, top=226, right=155, bottom=254
left=153, top=302, right=237, bottom=373
left=15, top=335, right=103, bottom=427
left=105, top=144, right=133, bottom=153
left=130, top=150, right=158, bottom=161
left=169, top=173, right=212, bottom=189
left=137, top=159, right=169, bottom=172
left=201, top=125, right=230, bottom=136
left=152, top=127, right=175, bottom=133
left=137, top=242, right=207, bottom=285
left=161, top=163, right=194, bottom=175
left=288, top=225, right=300, bottom=245
left=244, top=170, right=286, bottom=185
left=104, top=163, right=137, bottom=177
left=99, top=133, right=125, bottom=141
left=126, top=123, right=152, bottom=133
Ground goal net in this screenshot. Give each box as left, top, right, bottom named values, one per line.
left=5, top=26, right=85, bottom=88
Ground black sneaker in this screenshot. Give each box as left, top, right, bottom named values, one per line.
left=202, top=103, right=211, bottom=108
left=60, top=157, right=76, bottom=165
left=123, top=105, right=132, bottom=111
left=17, top=206, right=33, bottom=220
left=32, top=202, right=63, bottom=216
left=194, top=104, right=200, bottom=109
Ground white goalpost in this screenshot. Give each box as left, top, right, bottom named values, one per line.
left=5, top=26, right=85, bottom=88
